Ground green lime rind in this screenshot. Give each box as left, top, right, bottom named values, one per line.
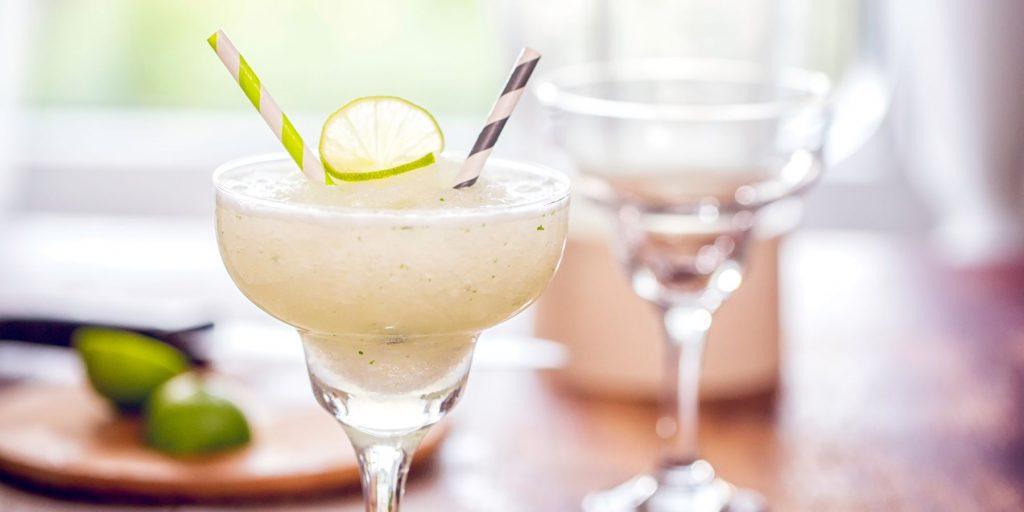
left=318, top=95, right=444, bottom=184
left=73, top=328, right=190, bottom=412
left=144, top=373, right=251, bottom=456
left=324, top=152, right=436, bottom=182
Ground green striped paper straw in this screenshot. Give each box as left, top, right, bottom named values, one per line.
left=207, top=30, right=325, bottom=182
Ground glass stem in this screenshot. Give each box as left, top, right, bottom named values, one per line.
left=347, top=428, right=427, bottom=512
left=658, top=304, right=713, bottom=468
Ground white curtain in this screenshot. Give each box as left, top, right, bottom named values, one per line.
left=0, top=0, right=33, bottom=216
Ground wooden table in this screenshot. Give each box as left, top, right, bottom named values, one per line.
left=2, top=231, right=1023, bottom=511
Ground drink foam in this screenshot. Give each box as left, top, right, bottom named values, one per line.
left=216, top=156, right=566, bottom=212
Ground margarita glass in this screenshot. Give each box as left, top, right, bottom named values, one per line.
left=538, top=59, right=830, bottom=511
left=214, top=154, right=570, bottom=511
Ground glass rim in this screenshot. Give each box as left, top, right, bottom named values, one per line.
left=212, top=152, right=571, bottom=221
left=534, top=58, right=832, bottom=122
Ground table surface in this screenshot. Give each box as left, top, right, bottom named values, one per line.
left=2, top=229, right=1023, bottom=511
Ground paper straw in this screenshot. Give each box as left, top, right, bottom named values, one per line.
left=207, top=30, right=325, bottom=182
left=452, top=47, right=541, bottom=189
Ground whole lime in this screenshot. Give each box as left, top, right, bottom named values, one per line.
left=74, top=328, right=189, bottom=411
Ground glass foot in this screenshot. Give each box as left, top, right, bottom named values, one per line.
left=583, top=461, right=766, bottom=512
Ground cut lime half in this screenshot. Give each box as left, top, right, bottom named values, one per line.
left=319, top=96, right=444, bottom=183
left=144, top=373, right=251, bottom=456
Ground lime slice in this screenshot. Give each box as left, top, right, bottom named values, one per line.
left=319, top=96, right=444, bottom=183
left=73, top=328, right=190, bottom=411
left=144, top=373, right=251, bottom=456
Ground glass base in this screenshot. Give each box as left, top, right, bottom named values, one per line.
left=583, top=461, right=765, bottom=512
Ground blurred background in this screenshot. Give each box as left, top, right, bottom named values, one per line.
left=0, top=0, right=908, bottom=226
left=1, top=1, right=1022, bottom=510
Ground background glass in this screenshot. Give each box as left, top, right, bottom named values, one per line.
left=539, top=60, right=830, bottom=511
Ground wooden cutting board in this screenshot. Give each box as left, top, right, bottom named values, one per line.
left=0, top=384, right=446, bottom=502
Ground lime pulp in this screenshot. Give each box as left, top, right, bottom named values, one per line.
left=319, top=96, right=444, bottom=183
left=144, top=373, right=251, bottom=456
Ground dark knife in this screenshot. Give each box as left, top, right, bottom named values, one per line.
left=0, top=317, right=213, bottom=366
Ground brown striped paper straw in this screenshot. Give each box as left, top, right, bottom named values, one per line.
left=452, top=47, right=541, bottom=189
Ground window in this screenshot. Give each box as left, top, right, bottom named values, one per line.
left=4, top=0, right=914, bottom=229
left=26, top=0, right=501, bottom=113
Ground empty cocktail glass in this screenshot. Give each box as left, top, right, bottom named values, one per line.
left=538, top=59, right=831, bottom=511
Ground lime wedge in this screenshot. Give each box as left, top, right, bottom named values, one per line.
left=319, top=96, right=444, bottom=183
left=73, top=328, right=190, bottom=411
left=144, top=373, right=251, bottom=456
